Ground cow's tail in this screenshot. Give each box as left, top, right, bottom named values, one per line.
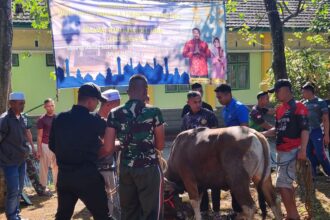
left=252, top=130, right=282, bottom=220
left=253, top=130, right=270, bottom=190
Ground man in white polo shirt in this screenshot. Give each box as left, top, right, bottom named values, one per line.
left=97, top=89, right=121, bottom=219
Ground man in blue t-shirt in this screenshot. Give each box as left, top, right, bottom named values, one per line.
left=214, top=84, right=255, bottom=217
left=301, top=82, right=330, bottom=177
left=214, top=84, right=249, bottom=127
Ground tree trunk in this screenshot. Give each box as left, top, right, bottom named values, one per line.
left=0, top=0, right=12, bottom=208
left=264, top=0, right=288, bottom=80
left=0, top=0, right=13, bottom=113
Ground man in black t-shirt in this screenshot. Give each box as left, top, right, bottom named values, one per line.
left=181, top=91, right=220, bottom=218
left=181, top=83, right=213, bottom=117
left=49, top=83, right=111, bottom=220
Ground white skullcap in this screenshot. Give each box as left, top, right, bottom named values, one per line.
left=102, top=89, right=120, bottom=102
left=9, top=92, right=25, bottom=101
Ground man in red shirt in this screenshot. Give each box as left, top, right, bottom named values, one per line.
left=264, top=79, right=309, bottom=220
left=37, top=98, right=58, bottom=191
left=182, top=28, right=211, bottom=78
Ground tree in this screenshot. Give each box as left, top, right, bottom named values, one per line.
left=286, top=48, right=330, bottom=99
left=263, top=0, right=288, bottom=80
left=0, top=0, right=49, bottom=113
left=228, top=0, right=328, bottom=81
left=0, top=0, right=50, bottom=204
left=266, top=48, right=330, bottom=99
left=0, top=0, right=13, bottom=113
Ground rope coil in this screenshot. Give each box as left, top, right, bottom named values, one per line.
left=296, top=159, right=315, bottom=219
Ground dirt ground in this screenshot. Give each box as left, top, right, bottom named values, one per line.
left=0, top=175, right=329, bottom=220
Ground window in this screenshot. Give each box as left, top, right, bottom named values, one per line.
left=165, top=84, right=190, bottom=93
left=227, top=53, right=249, bottom=89
left=12, top=54, right=19, bottom=67
left=46, top=54, right=55, bottom=66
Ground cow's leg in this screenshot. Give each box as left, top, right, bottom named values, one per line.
left=181, top=175, right=202, bottom=220
left=190, top=199, right=202, bottom=220
left=229, top=175, right=256, bottom=220
left=254, top=176, right=282, bottom=220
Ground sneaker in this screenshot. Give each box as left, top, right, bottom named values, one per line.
left=38, top=190, right=53, bottom=197
left=316, top=167, right=325, bottom=176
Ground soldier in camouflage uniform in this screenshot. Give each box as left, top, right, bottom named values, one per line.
left=102, top=74, right=165, bottom=220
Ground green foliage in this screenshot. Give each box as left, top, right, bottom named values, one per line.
left=21, top=52, right=32, bottom=59
left=306, top=34, right=328, bottom=47
left=308, top=1, right=330, bottom=45
left=49, top=71, right=56, bottom=81
left=293, top=32, right=303, bottom=39
left=237, top=23, right=259, bottom=46
left=226, top=0, right=238, bottom=14
left=267, top=48, right=330, bottom=100
left=14, top=0, right=49, bottom=30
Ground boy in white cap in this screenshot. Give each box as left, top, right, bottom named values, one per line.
left=98, top=89, right=121, bottom=120
left=0, top=92, right=29, bottom=220
left=98, top=89, right=121, bottom=219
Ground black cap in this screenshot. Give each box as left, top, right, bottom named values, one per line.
left=301, top=82, right=315, bottom=93
left=257, top=91, right=268, bottom=99
left=268, top=79, right=292, bottom=93
left=214, top=84, right=231, bottom=93
left=78, top=83, right=107, bottom=102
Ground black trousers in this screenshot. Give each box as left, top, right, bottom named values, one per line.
left=56, top=165, right=110, bottom=220
left=200, top=188, right=220, bottom=212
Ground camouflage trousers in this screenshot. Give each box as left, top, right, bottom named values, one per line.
left=26, top=155, right=46, bottom=195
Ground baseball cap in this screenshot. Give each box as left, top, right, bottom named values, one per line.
left=268, top=79, right=292, bottom=93
left=256, top=91, right=268, bottom=99
left=102, top=89, right=120, bottom=102
left=301, top=82, right=315, bottom=92
left=78, top=83, right=107, bottom=102
left=9, top=92, right=25, bottom=101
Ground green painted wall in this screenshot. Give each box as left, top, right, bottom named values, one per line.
left=12, top=53, right=74, bottom=116
left=153, top=85, right=187, bottom=109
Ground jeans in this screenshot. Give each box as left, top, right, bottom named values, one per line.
left=2, top=162, right=26, bottom=220
left=306, top=128, right=330, bottom=176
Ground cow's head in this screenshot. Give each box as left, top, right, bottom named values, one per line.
left=163, top=178, right=194, bottom=219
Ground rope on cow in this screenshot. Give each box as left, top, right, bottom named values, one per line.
left=295, top=159, right=315, bottom=219
left=156, top=149, right=168, bottom=172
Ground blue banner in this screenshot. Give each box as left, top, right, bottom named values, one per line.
left=49, top=0, right=227, bottom=88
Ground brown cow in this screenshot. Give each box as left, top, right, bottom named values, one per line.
left=164, top=126, right=282, bottom=220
